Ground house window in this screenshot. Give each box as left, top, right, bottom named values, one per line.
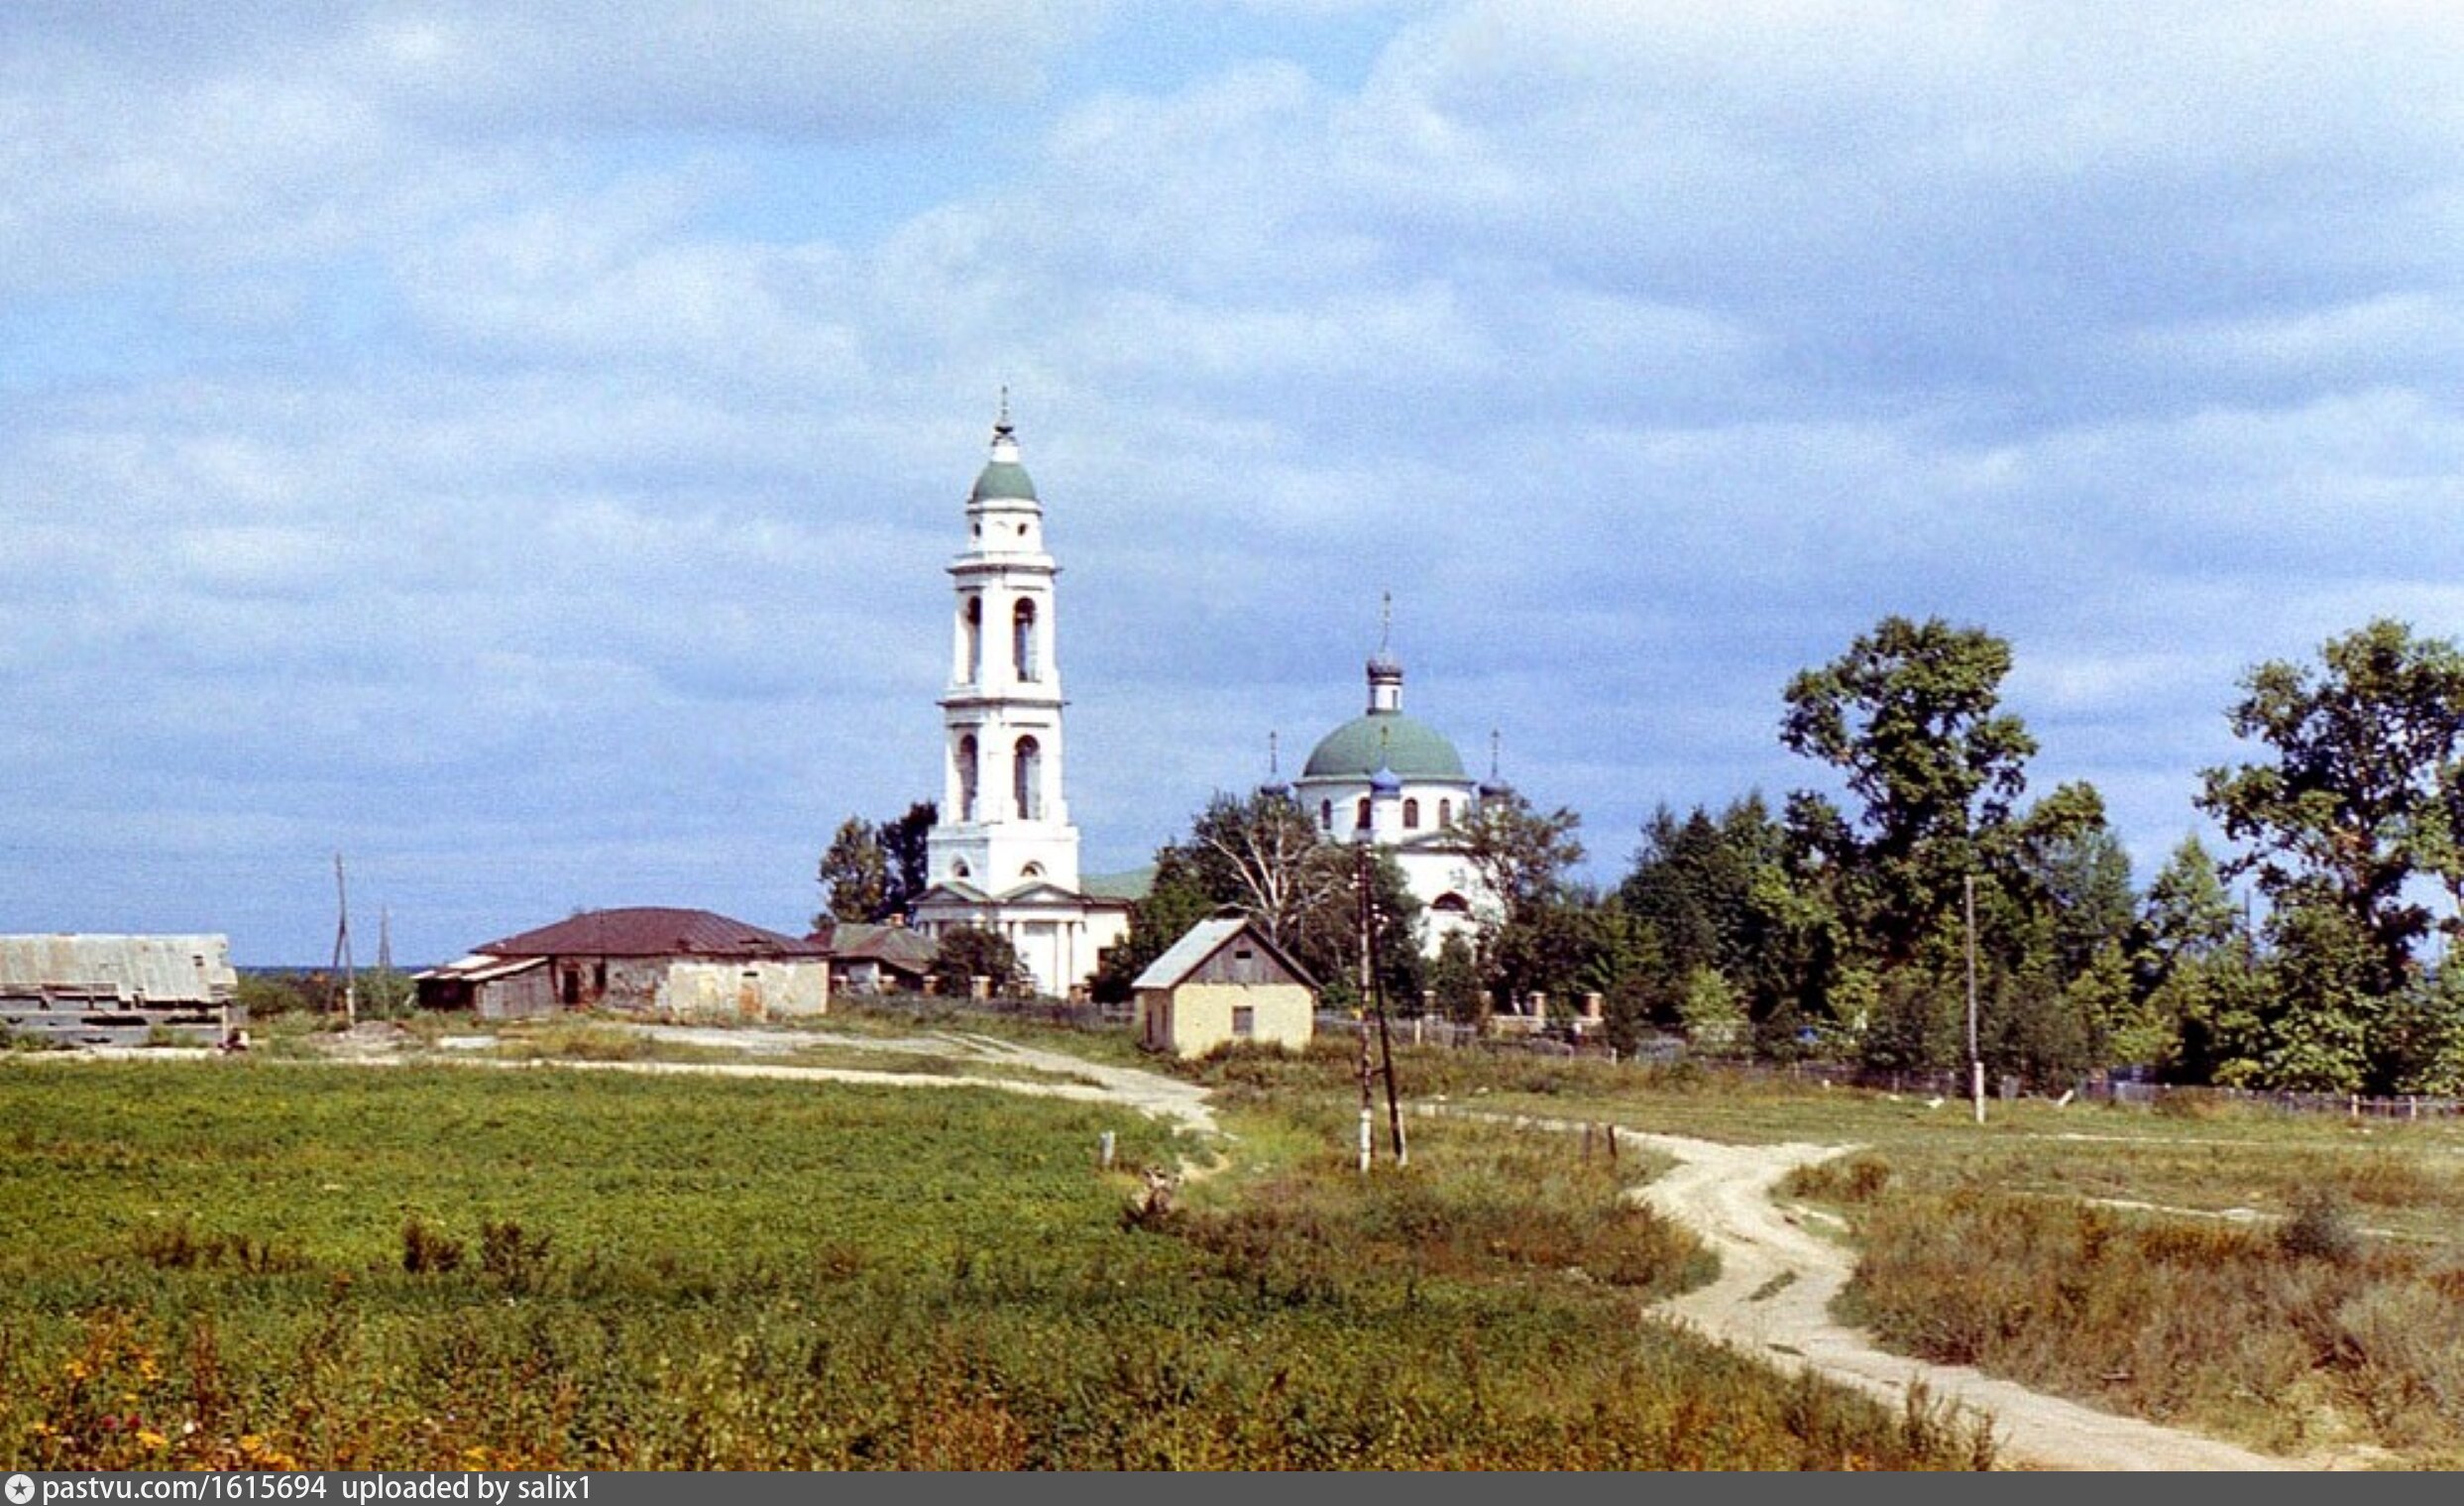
left=1403, top=797, right=1420, bottom=829
left=1232, top=1005, right=1255, bottom=1039
left=1014, top=735, right=1043, bottom=820
left=1013, top=600, right=1039, bottom=681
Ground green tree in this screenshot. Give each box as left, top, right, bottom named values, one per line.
left=1447, top=788, right=1587, bottom=1013
left=1181, top=789, right=1347, bottom=950
left=877, top=801, right=938, bottom=919
left=1676, top=967, right=1749, bottom=1060
left=928, top=925, right=1029, bottom=999
left=1111, top=789, right=1421, bottom=1010
left=2004, top=781, right=2136, bottom=985
left=1426, top=931, right=1485, bottom=1024
left=1089, top=848, right=1223, bottom=1004
left=817, top=816, right=888, bottom=926
left=1285, top=843, right=1423, bottom=1013
left=1781, top=616, right=2037, bottom=966
left=2142, top=836, right=2241, bottom=964
left=1619, top=792, right=1836, bottom=1053
left=2197, top=619, right=2464, bottom=993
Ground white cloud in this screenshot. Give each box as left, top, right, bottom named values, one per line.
left=9, top=2, right=2464, bottom=959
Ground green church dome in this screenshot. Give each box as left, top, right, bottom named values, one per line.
left=1301, top=711, right=1468, bottom=781
left=970, top=458, right=1038, bottom=503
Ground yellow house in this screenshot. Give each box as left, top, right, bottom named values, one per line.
left=1133, top=916, right=1317, bottom=1058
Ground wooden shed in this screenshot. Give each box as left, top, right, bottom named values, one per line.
left=1132, top=916, right=1317, bottom=1059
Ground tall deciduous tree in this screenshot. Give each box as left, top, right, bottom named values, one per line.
left=1181, top=789, right=1347, bottom=950
left=1781, top=615, right=2037, bottom=966
left=877, top=801, right=938, bottom=919
left=2197, top=619, right=2464, bottom=991
left=817, top=816, right=888, bottom=927
left=1446, top=788, right=1587, bottom=1014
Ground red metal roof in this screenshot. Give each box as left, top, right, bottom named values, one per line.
left=479, top=908, right=827, bottom=960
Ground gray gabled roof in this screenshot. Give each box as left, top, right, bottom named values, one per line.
left=1131, top=916, right=1316, bottom=992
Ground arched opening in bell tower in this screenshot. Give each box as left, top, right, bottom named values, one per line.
left=1013, top=600, right=1039, bottom=682
left=1014, top=735, right=1043, bottom=821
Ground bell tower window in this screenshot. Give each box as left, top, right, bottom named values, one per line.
left=962, top=596, right=982, bottom=684
left=1013, top=600, right=1039, bottom=682
left=1014, top=735, right=1043, bottom=820
left=956, top=735, right=978, bottom=822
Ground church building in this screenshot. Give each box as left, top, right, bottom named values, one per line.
left=907, top=406, right=1132, bottom=997
left=1288, top=624, right=1506, bottom=957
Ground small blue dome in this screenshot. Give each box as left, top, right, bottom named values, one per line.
left=1369, top=763, right=1402, bottom=796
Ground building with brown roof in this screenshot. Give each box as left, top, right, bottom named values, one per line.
left=415, top=906, right=829, bottom=1021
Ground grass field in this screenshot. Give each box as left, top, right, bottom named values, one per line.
left=0, top=1051, right=1995, bottom=1471
left=1180, top=1035, right=2464, bottom=1466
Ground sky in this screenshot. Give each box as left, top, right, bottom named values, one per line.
left=6, top=1, right=2463, bottom=967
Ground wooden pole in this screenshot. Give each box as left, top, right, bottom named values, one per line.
left=1355, top=845, right=1375, bottom=1174
left=1369, top=881, right=1407, bottom=1167
left=1965, top=872, right=1982, bottom=1126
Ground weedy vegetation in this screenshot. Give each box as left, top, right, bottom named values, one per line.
left=0, top=1056, right=1992, bottom=1471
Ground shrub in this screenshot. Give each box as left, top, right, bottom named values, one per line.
left=1784, top=1150, right=1892, bottom=1204
left=2278, top=1189, right=2363, bottom=1265
left=400, top=1217, right=466, bottom=1275
left=479, top=1219, right=553, bottom=1292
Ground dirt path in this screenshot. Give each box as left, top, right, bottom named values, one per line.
left=65, top=1025, right=1221, bottom=1143
left=1621, top=1131, right=2304, bottom=1472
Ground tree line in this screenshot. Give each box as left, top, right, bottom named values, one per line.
left=817, top=614, right=2464, bottom=1095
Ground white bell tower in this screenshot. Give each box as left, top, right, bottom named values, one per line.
left=926, top=399, right=1082, bottom=893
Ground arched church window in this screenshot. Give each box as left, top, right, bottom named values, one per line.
left=1013, top=600, right=1039, bottom=681
left=1355, top=797, right=1371, bottom=829
left=1433, top=891, right=1471, bottom=915
left=1438, top=798, right=1453, bottom=828
left=1015, top=735, right=1043, bottom=820
left=1319, top=799, right=1333, bottom=830
left=962, top=597, right=982, bottom=684
left=952, top=860, right=970, bottom=879
left=1022, top=862, right=1044, bottom=879
left=957, top=735, right=978, bottom=823
left=1403, top=798, right=1420, bottom=830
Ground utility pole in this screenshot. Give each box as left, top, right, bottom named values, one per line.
left=1964, top=871, right=1982, bottom=1126
left=1355, top=844, right=1375, bottom=1174
left=331, top=853, right=357, bottom=1029
left=1368, top=868, right=1408, bottom=1167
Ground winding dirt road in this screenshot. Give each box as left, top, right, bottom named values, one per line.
left=1621, top=1131, right=2302, bottom=1472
